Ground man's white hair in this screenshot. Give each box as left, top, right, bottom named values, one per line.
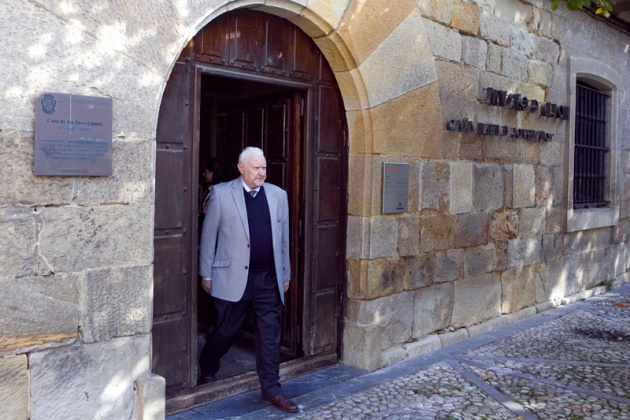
left=239, top=146, right=265, bottom=164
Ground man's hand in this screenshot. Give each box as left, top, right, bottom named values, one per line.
left=283, top=281, right=290, bottom=293
left=201, top=279, right=212, bottom=294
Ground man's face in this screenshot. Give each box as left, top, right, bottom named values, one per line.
left=238, top=154, right=267, bottom=189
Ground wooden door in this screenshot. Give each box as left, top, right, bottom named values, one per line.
left=153, top=9, right=347, bottom=403
left=152, top=54, right=195, bottom=394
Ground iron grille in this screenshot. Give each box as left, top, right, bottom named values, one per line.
left=573, top=82, right=610, bottom=209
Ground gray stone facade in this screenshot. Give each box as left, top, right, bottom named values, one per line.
left=1, top=0, right=628, bottom=418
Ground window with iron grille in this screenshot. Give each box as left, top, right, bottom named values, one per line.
left=573, top=82, right=610, bottom=209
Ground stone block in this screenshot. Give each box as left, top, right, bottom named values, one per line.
left=418, top=0, right=453, bottom=25
left=519, top=207, right=546, bottom=238
left=479, top=10, right=511, bottom=47
left=371, top=84, right=443, bottom=158
left=436, top=60, right=480, bottom=100
left=346, top=216, right=368, bottom=259
left=342, top=321, right=382, bottom=371
left=552, top=166, right=565, bottom=207
left=424, top=19, right=462, bottom=62
left=346, top=292, right=414, bottom=349
left=0, top=355, right=28, bottom=420
left=39, top=204, right=153, bottom=273
left=76, top=140, right=154, bottom=205
left=536, top=36, right=560, bottom=63
left=420, top=215, right=455, bottom=252
left=347, top=153, right=377, bottom=217
left=464, top=243, right=497, bottom=277
left=397, top=215, right=421, bottom=257
left=413, top=283, right=454, bottom=337
left=0, top=207, right=41, bottom=279
left=451, top=0, right=481, bottom=35
left=539, top=132, right=564, bottom=167
left=29, top=335, right=150, bottom=420
left=367, top=217, right=398, bottom=258
left=454, top=212, right=489, bottom=248
left=439, top=328, right=470, bottom=347
left=449, top=162, right=473, bottom=214
left=458, top=133, right=484, bottom=162
left=403, top=254, right=434, bottom=290
left=495, top=0, right=534, bottom=27
left=507, top=237, right=542, bottom=268
left=513, top=164, right=536, bottom=208
left=473, top=164, right=504, bottom=211
left=535, top=166, right=553, bottom=208
left=501, top=48, right=528, bottom=81
left=542, top=233, right=563, bottom=261
left=451, top=273, right=501, bottom=327
left=382, top=335, right=442, bottom=366
left=501, top=265, right=538, bottom=313
left=81, top=265, right=153, bottom=343
left=505, top=306, right=537, bottom=325
left=528, top=59, right=553, bottom=87
left=434, top=249, right=464, bottom=283
left=336, top=0, right=417, bottom=64
left=535, top=9, right=553, bottom=39
left=420, top=161, right=450, bottom=214
left=0, top=275, right=79, bottom=355
left=482, top=136, right=522, bottom=164
left=466, top=315, right=507, bottom=337
left=510, top=27, right=536, bottom=58
left=136, top=374, right=165, bottom=420
left=359, top=10, right=437, bottom=108
left=347, top=258, right=405, bottom=300
left=490, top=209, right=519, bottom=242
left=486, top=43, right=502, bottom=73
left=462, top=36, right=488, bottom=69
left=0, top=131, right=74, bottom=207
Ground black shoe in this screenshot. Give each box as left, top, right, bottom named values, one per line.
left=199, top=373, right=216, bottom=384
left=262, top=393, right=298, bottom=413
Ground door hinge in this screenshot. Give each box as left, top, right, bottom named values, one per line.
left=300, top=98, right=305, bottom=116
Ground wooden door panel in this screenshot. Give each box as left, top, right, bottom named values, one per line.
left=315, top=157, right=341, bottom=222
left=311, top=291, right=337, bottom=353
left=313, top=225, right=340, bottom=290
left=231, top=12, right=264, bottom=70
left=152, top=318, right=188, bottom=393
left=318, top=85, right=343, bottom=153
left=263, top=22, right=294, bottom=74
left=154, top=234, right=185, bottom=314
left=155, top=150, right=184, bottom=229
left=153, top=59, right=193, bottom=394
left=199, top=13, right=230, bottom=64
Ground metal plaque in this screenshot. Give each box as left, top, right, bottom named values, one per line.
left=34, top=92, right=113, bottom=176
left=382, top=162, right=409, bottom=214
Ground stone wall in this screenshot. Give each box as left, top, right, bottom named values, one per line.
left=343, top=0, right=630, bottom=370
left=0, top=0, right=628, bottom=417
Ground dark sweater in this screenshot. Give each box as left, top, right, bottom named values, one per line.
left=244, top=186, right=274, bottom=272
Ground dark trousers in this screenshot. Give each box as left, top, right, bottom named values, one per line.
left=199, top=270, right=283, bottom=396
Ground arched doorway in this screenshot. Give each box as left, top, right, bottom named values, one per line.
left=152, top=9, right=348, bottom=412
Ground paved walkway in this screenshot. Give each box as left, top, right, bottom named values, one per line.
left=169, top=283, right=630, bottom=419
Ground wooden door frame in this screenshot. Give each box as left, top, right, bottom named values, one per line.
left=165, top=65, right=341, bottom=413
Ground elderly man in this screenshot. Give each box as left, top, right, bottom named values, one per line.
left=198, top=146, right=297, bottom=413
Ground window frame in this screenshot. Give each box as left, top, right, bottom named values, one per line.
left=566, top=57, right=620, bottom=232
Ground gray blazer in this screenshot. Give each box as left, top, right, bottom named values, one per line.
left=199, top=177, right=291, bottom=304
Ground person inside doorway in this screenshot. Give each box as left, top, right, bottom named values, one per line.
left=198, top=146, right=298, bottom=413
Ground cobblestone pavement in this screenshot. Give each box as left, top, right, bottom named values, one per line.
left=169, top=283, right=630, bottom=419
left=294, top=284, right=630, bottom=420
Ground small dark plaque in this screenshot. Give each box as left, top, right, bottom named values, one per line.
left=35, top=92, right=113, bottom=176
left=382, top=162, right=409, bottom=214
